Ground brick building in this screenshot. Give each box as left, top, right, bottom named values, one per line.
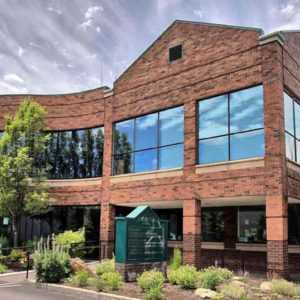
left=0, top=20, right=300, bottom=278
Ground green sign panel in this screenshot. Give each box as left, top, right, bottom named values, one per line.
left=115, top=205, right=168, bottom=263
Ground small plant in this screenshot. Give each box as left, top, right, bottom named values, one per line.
left=69, top=270, right=90, bottom=287
left=271, top=279, right=300, bottom=297
left=167, top=268, right=178, bottom=285
left=138, top=270, right=165, bottom=300
left=100, top=271, right=122, bottom=291
left=96, top=258, right=115, bottom=276
left=221, top=282, right=249, bottom=300
left=0, top=263, right=7, bottom=274
left=175, top=265, right=199, bottom=289
left=33, top=237, right=71, bottom=283
left=88, top=277, right=105, bottom=292
left=55, top=229, right=85, bottom=257
left=169, top=248, right=182, bottom=270
left=198, top=267, right=233, bottom=290
left=9, top=249, right=25, bottom=262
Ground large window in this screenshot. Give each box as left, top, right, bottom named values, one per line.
left=238, top=206, right=266, bottom=243
left=289, top=204, right=300, bottom=245
left=46, top=127, right=104, bottom=179
left=113, top=106, right=184, bottom=175
left=284, top=92, right=300, bottom=163
left=198, top=85, right=264, bottom=164
left=202, top=208, right=224, bottom=242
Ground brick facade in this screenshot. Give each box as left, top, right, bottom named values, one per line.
left=0, top=21, right=300, bottom=277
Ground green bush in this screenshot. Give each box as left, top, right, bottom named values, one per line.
left=138, top=270, right=165, bottom=300
left=96, top=258, right=115, bottom=276
left=69, top=270, right=90, bottom=287
left=88, top=277, right=105, bottom=292
left=169, top=248, right=182, bottom=270
left=198, top=267, right=233, bottom=290
left=100, top=271, right=122, bottom=291
left=9, top=249, right=25, bottom=262
left=175, top=265, right=199, bottom=289
left=55, top=229, right=85, bottom=257
left=0, top=263, right=7, bottom=274
left=221, top=282, right=249, bottom=300
left=271, top=279, right=300, bottom=297
left=167, top=268, right=178, bottom=285
left=33, top=245, right=71, bottom=283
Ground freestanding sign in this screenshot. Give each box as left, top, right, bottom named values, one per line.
left=115, top=205, right=168, bottom=281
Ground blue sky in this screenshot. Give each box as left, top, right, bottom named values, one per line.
left=0, top=0, right=299, bottom=94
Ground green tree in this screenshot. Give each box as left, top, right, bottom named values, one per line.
left=0, top=99, right=49, bottom=247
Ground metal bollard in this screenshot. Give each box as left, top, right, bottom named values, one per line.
left=26, top=251, right=30, bottom=280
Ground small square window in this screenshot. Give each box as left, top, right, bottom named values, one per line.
left=169, top=45, right=182, bottom=62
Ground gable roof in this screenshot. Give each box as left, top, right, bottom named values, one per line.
left=114, top=20, right=264, bottom=86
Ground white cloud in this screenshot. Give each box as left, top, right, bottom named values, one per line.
left=193, top=9, right=203, bottom=18
left=84, top=6, right=103, bottom=19
left=96, top=26, right=101, bottom=33
left=0, top=81, right=27, bottom=93
left=17, top=46, right=24, bottom=57
left=79, top=19, right=93, bottom=30
left=4, top=73, right=24, bottom=84
left=47, top=7, right=62, bottom=15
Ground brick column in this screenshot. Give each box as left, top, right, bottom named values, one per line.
left=100, top=203, right=115, bottom=259
left=100, top=92, right=115, bottom=259
left=183, top=199, right=201, bottom=268
left=261, top=36, right=289, bottom=278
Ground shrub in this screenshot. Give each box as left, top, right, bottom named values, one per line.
left=138, top=270, right=164, bottom=300
left=271, top=279, right=300, bottom=297
left=69, top=270, right=90, bottom=287
left=0, top=263, right=7, bottom=274
left=96, top=258, right=115, bottom=276
left=221, top=282, right=249, bottom=300
left=55, top=229, right=85, bottom=257
left=198, top=267, right=233, bottom=290
left=174, top=265, right=199, bottom=289
left=9, top=249, right=26, bottom=262
left=100, top=271, right=122, bottom=291
left=169, top=248, right=182, bottom=270
left=33, top=240, right=71, bottom=283
left=88, top=277, right=105, bottom=292
left=167, top=268, right=179, bottom=285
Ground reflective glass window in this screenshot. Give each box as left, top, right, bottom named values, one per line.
left=135, top=113, right=157, bottom=150
left=159, top=144, right=183, bottom=169
left=284, top=93, right=294, bottom=135
left=114, top=119, right=134, bottom=154
left=134, top=149, right=157, bottom=172
left=202, top=208, right=224, bottom=242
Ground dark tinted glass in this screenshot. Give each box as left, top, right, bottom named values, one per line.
left=134, top=149, right=157, bottom=172
left=169, top=45, right=182, bottom=62
left=159, top=106, right=184, bottom=146
left=289, top=204, right=300, bottom=245
left=230, top=86, right=264, bottom=133
left=202, top=208, right=224, bottom=242
left=114, top=119, right=134, bottom=154
left=135, top=113, right=157, bottom=150
left=284, top=93, right=294, bottom=135
left=295, top=101, right=300, bottom=139
left=199, top=136, right=229, bottom=164
left=238, top=207, right=266, bottom=243
left=159, top=144, right=183, bottom=169
left=113, top=152, right=133, bottom=175
left=46, top=127, right=104, bottom=179
left=230, top=130, right=264, bottom=160
left=285, top=133, right=296, bottom=161
left=198, top=95, right=228, bottom=138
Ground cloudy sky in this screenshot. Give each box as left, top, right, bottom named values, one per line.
left=0, top=0, right=299, bottom=94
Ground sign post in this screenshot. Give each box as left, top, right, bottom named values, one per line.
left=115, top=205, right=168, bottom=281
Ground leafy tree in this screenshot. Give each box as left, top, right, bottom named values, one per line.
left=0, top=99, right=49, bottom=247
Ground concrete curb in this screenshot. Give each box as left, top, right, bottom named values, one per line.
left=0, top=270, right=34, bottom=277
left=32, top=281, right=141, bottom=300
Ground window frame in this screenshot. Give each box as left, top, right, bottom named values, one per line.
left=112, top=105, right=184, bottom=175
left=169, top=44, right=183, bottom=63
left=284, top=90, right=300, bottom=164
left=197, top=85, right=265, bottom=164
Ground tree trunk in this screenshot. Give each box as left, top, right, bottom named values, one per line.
left=12, top=216, right=18, bottom=248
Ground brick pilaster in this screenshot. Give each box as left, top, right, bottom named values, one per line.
left=262, top=39, right=289, bottom=278
left=183, top=199, right=201, bottom=268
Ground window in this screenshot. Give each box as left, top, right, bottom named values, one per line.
left=238, top=207, right=266, bottom=243
left=198, top=85, right=264, bottom=164
left=289, top=204, right=300, bottom=245
left=46, top=127, right=104, bottom=179
left=169, top=45, right=182, bottom=62
left=202, top=208, right=224, bottom=242
left=113, top=106, right=184, bottom=175
left=284, top=92, right=300, bottom=163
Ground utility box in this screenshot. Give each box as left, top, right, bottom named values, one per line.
left=115, top=205, right=168, bottom=281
